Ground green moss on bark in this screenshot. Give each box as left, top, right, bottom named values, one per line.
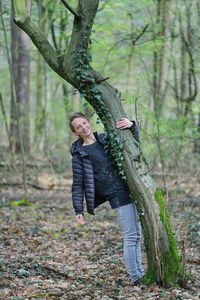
left=155, top=189, right=182, bottom=286
left=144, top=265, right=157, bottom=284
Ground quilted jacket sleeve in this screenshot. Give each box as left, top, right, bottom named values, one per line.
left=71, top=153, right=84, bottom=215
left=130, top=120, right=140, bottom=143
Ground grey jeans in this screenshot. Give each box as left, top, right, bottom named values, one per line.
left=115, top=203, right=145, bottom=283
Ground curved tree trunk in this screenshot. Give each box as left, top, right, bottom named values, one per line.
left=12, top=0, right=183, bottom=287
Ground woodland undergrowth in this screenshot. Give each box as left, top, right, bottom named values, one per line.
left=0, top=164, right=199, bottom=300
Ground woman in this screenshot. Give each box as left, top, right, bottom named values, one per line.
left=69, top=112, right=144, bottom=284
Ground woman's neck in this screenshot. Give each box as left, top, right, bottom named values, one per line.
left=82, top=133, right=96, bottom=145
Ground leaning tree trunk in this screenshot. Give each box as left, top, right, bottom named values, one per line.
left=12, top=0, right=183, bottom=287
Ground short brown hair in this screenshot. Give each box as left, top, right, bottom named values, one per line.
left=69, top=112, right=90, bottom=132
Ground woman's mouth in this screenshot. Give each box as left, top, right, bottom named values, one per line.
left=83, top=128, right=90, bottom=134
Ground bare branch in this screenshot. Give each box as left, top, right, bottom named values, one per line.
left=106, top=24, right=149, bottom=57
left=132, top=24, right=149, bottom=46
left=59, top=0, right=80, bottom=18
left=168, top=31, right=198, bottom=103
left=96, top=77, right=110, bottom=84
left=98, top=0, right=109, bottom=12
left=0, top=181, right=46, bottom=190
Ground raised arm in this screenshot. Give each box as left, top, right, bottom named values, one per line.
left=115, top=118, right=140, bottom=143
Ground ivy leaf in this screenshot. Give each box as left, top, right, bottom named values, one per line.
left=94, top=95, right=101, bottom=100
left=87, top=55, right=93, bottom=62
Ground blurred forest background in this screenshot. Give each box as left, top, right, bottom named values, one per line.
left=0, top=1, right=200, bottom=299
left=0, top=0, right=200, bottom=183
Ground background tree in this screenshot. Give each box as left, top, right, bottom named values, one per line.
left=10, top=1, right=31, bottom=153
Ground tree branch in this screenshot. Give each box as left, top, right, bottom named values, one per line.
left=132, top=24, right=149, bottom=46
left=0, top=181, right=46, bottom=190
left=12, top=0, right=63, bottom=78
left=63, top=0, right=100, bottom=80
left=96, top=77, right=110, bottom=84
left=59, top=0, right=80, bottom=18
left=98, top=0, right=109, bottom=12
left=168, top=37, right=198, bottom=103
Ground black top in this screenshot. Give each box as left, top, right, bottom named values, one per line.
left=71, top=123, right=139, bottom=215
left=81, top=141, right=132, bottom=209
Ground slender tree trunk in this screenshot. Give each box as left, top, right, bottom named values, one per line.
left=16, top=28, right=30, bottom=153
left=35, top=53, right=46, bottom=146
left=193, top=1, right=200, bottom=153
left=35, top=0, right=53, bottom=146
left=193, top=111, right=200, bottom=153
left=0, top=92, right=11, bottom=149
left=0, top=3, right=13, bottom=151
left=153, top=0, right=171, bottom=115
left=152, top=0, right=172, bottom=190
left=10, top=9, right=30, bottom=153
left=12, top=0, right=183, bottom=287
left=125, top=13, right=135, bottom=96
left=10, top=11, right=18, bottom=153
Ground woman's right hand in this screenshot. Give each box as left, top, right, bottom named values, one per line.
left=76, top=214, right=85, bottom=225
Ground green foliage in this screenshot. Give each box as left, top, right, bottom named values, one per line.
left=0, top=0, right=200, bottom=173
left=92, top=0, right=155, bottom=79
left=10, top=198, right=31, bottom=206
left=139, top=107, right=199, bottom=169
left=73, top=45, right=129, bottom=180
left=77, top=74, right=110, bottom=123
left=105, top=130, right=127, bottom=180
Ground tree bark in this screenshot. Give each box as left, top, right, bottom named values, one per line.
left=10, top=10, right=18, bottom=153
left=12, top=0, right=183, bottom=287
left=193, top=110, right=200, bottom=154
left=35, top=0, right=51, bottom=145
left=10, top=5, right=30, bottom=153
left=35, top=53, right=46, bottom=141
left=153, top=0, right=171, bottom=115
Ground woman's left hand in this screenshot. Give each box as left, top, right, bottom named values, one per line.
left=115, top=118, right=133, bottom=130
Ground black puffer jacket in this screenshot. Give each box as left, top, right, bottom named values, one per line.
left=70, top=121, right=139, bottom=215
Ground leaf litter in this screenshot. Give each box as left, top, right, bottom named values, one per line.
left=0, top=171, right=199, bottom=300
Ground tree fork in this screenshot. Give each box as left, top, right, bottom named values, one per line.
left=12, top=0, right=184, bottom=287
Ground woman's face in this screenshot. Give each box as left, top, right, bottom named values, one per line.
left=71, top=117, right=92, bottom=139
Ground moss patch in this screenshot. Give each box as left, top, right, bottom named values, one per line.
left=155, top=189, right=183, bottom=286
left=144, top=265, right=157, bottom=284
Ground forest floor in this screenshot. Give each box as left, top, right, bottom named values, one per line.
left=0, top=167, right=200, bottom=300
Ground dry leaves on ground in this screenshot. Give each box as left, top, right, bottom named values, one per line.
left=0, top=171, right=199, bottom=299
